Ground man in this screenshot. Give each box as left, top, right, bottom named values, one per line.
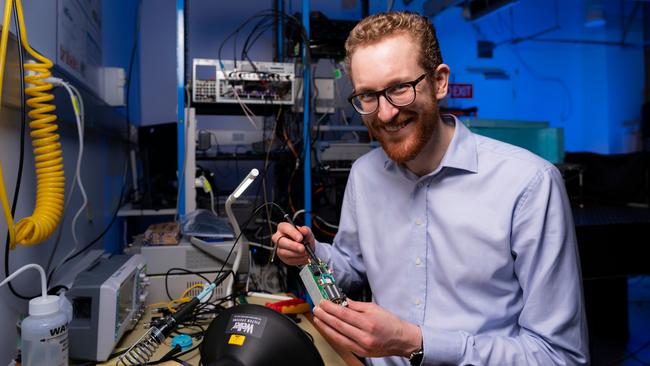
left=272, top=11, right=588, bottom=365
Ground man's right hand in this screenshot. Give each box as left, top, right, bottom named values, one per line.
left=271, top=222, right=315, bottom=266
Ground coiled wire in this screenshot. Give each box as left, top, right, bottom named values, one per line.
left=118, top=326, right=165, bottom=365
left=14, top=58, right=64, bottom=247
left=0, top=0, right=64, bottom=249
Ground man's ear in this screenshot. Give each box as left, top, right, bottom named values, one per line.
left=433, top=64, right=450, bottom=101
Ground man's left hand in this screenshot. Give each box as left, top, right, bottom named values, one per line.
left=312, top=299, right=422, bottom=358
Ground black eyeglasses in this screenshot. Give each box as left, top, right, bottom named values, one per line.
left=348, top=74, right=427, bottom=115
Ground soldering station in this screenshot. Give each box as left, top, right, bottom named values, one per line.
left=0, top=0, right=649, bottom=365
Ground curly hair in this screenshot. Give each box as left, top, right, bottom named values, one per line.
left=344, top=11, right=443, bottom=77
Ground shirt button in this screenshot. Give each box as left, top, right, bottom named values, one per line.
left=415, top=218, right=423, bottom=226
left=415, top=257, right=422, bottom=266
left=414, top=298, right=421, bottom=306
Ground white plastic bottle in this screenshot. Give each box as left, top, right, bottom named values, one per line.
left=0, top=264, right=68, bottom=366
left=21, top=295, right=69, bottom=366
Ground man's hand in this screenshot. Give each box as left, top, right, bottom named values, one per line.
left=271, top=222, right=315, bottom=266
left=313, top=299, right=422, bottom=358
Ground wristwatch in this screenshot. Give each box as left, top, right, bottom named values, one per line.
left=408, top=346, right=424, bottom=366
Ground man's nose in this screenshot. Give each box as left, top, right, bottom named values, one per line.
left=377, top=95, right=399, bottom=123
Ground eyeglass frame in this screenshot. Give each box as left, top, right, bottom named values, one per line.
left=347, top=73, right=428, bottom=115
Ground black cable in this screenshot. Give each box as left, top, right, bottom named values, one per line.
left=47, top=285, right=69, bottom=295
left=172, top=358, right=193, bottom=366
left=173, top=323, right=205, bottom=337
left=163, top=267, right=213, bottom=301
left=240, top=17, right=275, bottom=69
left=131, top=202, right=290, bottom=365
left=3, top=0, right=35, bottom=300
left=218, top=11, right=275, bottom=68
left=44, top=2, right=140, bottom=279
left=125, top=0, right=142, bottom=129
left=218, top=9, right=310, bottom=70
left=108, top=346, right=129, bottom=359
left=47, top=178, right=127, bottom=287
left=149, top=343, right=201, bottom=365
left=154, top=344, right=183, bottom=363
left=44, top=1, right=140, bottom=289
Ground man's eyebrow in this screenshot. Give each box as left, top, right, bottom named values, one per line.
left=354, top=77, right=411, bottom=94
left=353, top=87, right=375, bottom=94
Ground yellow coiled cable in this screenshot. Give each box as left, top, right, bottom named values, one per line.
left=0, top=0, right=64, bottom=249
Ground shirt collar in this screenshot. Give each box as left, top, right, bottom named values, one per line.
left=438, top=114, right=478, bottom=173
left=382, top=114, right=478, bottom=174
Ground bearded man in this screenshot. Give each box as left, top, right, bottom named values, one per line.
left=272, top=11, right=588, bottom=366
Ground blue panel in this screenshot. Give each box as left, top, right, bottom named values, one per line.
left=302, top=0, right=312, bottom=228
left=177, top=0, right=186, bottom=218
left=426, top=0, right=644, bottom=154
left=469, top=126, right=565, bottom=164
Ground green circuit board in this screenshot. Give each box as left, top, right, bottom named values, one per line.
left=299, top=261, right=347, bottom=306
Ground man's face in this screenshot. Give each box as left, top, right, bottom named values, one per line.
left=349, top=33, right=439, bottom=164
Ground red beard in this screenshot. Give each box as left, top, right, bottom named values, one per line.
left=366, top=106, right=439, bottom=164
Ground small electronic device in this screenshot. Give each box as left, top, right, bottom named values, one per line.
left=192, top=58, right=295, bottom=105
left=66, top=253, right=148, bottom=361
left=283, top=215, right=347, bottom=306
left=299, top=261, right=347, bottom=306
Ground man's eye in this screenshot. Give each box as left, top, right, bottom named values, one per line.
left=388, top=84, right=410, bottom=95
left=357, top=93, right=375, bottom=102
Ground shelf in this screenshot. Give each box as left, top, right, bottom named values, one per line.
left=117, top=203, right=177, bottom=217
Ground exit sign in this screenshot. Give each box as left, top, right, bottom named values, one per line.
left=448, top=83, right=473, bottom=99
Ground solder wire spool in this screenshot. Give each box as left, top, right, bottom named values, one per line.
left=0, top=0, right=64, bottom=248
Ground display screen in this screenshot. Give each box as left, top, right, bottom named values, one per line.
left=117, top=272, right=135, bottom=328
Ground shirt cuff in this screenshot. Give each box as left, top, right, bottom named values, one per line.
left=421, top=327, right=463, bottom=365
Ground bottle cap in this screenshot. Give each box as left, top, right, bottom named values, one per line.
left=29, top=295, right=60, bottom=316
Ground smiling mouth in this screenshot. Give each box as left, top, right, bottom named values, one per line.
left=383, top=119, right=412, bottom=132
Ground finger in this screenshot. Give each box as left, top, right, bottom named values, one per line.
left=276, top=248, right=307, bottom=260
left=319, top=300, right=368, bottom=331
left=298, top=226, right=314, bottom=240
left=277, top=237, right=307, bottom=254
left=278, top=222, right=304, bottom=242
left=298, top=226, right=316, bottom=249
left=313, top=304, right=367, bottom=344
left=275, top=249, right=308, bottom=265
left=313, top=311, right=367, bottom=357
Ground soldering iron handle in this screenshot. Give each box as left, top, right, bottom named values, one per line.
left=283, top=214, right=319, bottom=262
left=172, top=297, right=200, bottom=324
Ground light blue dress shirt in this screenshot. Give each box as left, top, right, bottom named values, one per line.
left=314, top=116, right=589, bottom=365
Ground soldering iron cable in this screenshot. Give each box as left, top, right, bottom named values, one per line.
left=0, top=0, right=64, bottom=249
